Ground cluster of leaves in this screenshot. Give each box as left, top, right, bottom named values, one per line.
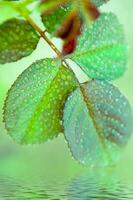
left=0, top=0, right=133, bottom=166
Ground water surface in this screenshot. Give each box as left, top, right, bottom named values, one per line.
left=0, top=167, right=133, bottom=199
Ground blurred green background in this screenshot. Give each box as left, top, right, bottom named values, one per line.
left=0, top=0, right=133, bottom=199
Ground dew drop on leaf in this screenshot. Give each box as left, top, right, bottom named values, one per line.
left=0, top=18, right=39, bottom=64
left=63, top=80, right=133, bottom=166
left=70, top=13, right=127, bottom=81
left=3, top=58, right=78, bottom=144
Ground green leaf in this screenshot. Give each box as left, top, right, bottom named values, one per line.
left=69, top=13, right=127, bottom=81
left=3, top=58, right=78, bottom=144
left=0, top=18, right=39, bottom=64
left=41, top=3, right=70, bottom=35
left=91, top=0, right=109, bottom=7
left=63, top=80, right=133, bottom=166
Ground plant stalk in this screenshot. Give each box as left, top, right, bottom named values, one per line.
left=27, top=16, right=62, bottom=58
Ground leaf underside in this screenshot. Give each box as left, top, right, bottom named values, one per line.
left=0, top=18, right=39, bottom=64
left=3, top=58, right=78, bottom=144
left=63, top=80, right=133, bottom=166
left=70, top=13, right=127, bottom=81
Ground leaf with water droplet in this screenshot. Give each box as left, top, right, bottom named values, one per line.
left=3, top=58, right=78, bottom=144
left=0, top=18, right=39, bottom=64
left=63, top=80, right=133, bottom=166
left=69, top=13, right=127, bottom=81
left=41, top=2, right=70, bottom=35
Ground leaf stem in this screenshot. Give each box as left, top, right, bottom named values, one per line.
left=26, top=16, right=62, bottom=58
left=26, top=16, right=81, bottom=83
left=12, top=2, right=81, bottom=82
left=23, top=10, right=82, bottom=84
left=12, top=3, right=62, bottom=57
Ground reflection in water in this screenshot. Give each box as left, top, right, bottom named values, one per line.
left=0, top=176, right=67, bottom=199
left=67, top=170, right=133, bottom=200
left=0, top=170, right=133, bottom=199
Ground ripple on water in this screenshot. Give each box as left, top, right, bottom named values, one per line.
left=0, top=172, right=133, bottom=199
left=67, top=172, right=133, bottom=200
left=0, top=176, right=67, bottom=200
